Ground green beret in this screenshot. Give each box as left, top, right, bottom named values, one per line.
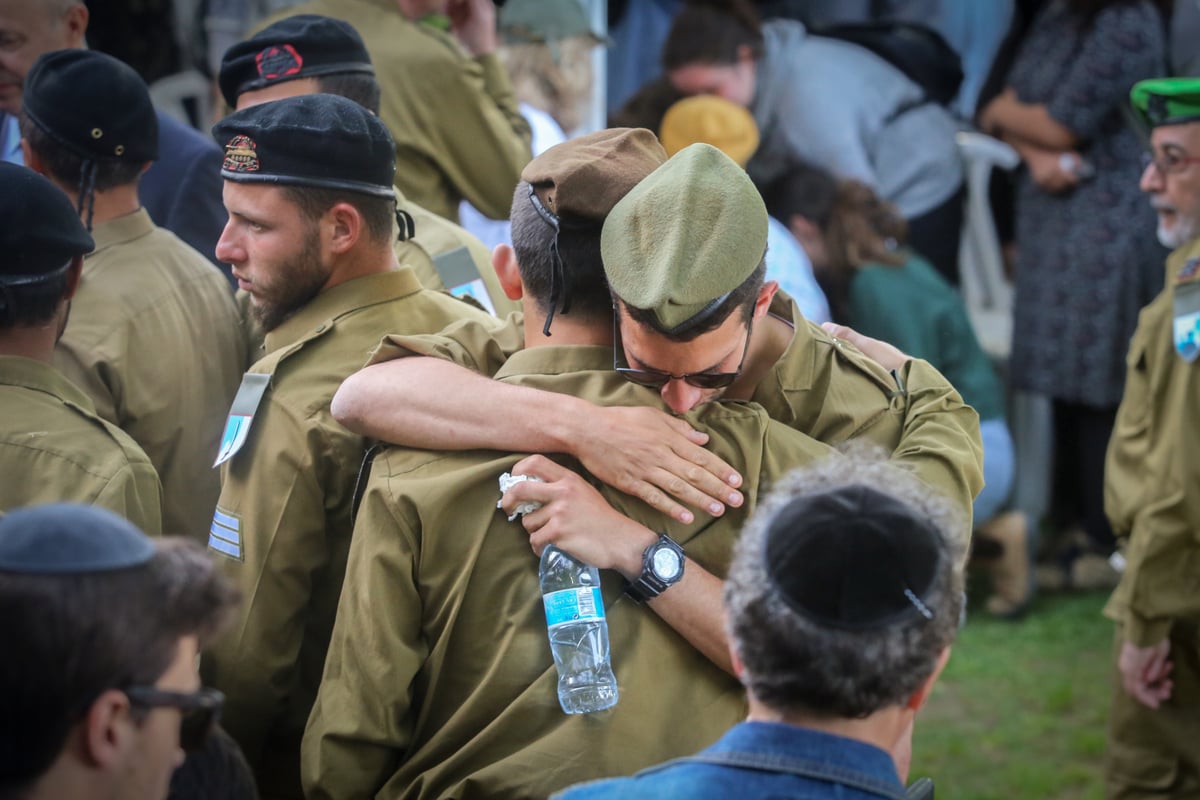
left=521, top=127, right=666, bottom=224
left=1130, top=78, right=1200, bottom=128
left=601, top=143, right=768, bottom=332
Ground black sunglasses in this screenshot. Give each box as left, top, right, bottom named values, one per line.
left=124, top=686, right=224, bottom=752
left=612, top=309, right=752, bottom=390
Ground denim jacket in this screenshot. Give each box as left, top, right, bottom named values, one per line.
left=555, top=721, right=909, bottom=800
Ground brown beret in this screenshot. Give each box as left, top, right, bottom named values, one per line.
left=521, top=127, right=667, bottom=224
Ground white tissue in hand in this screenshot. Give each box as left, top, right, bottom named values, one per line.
left=498, top=471, right=544, bottom=522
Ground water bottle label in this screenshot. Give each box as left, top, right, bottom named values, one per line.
left=543, top=587, right=605, bottom=629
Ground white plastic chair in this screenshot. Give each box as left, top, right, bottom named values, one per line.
left=955, top=130, right=1018, bottom=362
left=149, top=69, right=214, bottom=131
left=955, top=130, right=1053, bottom=529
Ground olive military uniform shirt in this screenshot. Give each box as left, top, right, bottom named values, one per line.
left=53, top=208, right=245, bottom=540
left=369, top=293, right=984, bottom=531
left=0, top=355, right=162, bottom=533
left=1102, top=236, right=1200, bottom=800
left=237, top=195, right=517, bottom=362
left=1104, top=237, right=1200, bottom=646
left=303, top=345, right=838, bottom=800
left=204, top=268, right=492, bottom=799
left=398, top=187, right=520, bottom=317
left=258, top=0, right=533, bottom=223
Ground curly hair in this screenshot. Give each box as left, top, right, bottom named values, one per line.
left=724, top=446, right=966, bottom=719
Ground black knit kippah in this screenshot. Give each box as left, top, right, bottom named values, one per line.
left=764, top=485, right=943, bottom=631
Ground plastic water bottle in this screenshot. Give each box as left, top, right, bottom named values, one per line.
left=539, top=545, right=618, bottom=714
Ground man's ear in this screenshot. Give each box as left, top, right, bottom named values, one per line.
left=753, top=279, right=779, bottom=320
left=492, top=244, right=524, bottom=300
left=81, top=689, right=134, bottom=770
left=905, top=647, right=951, bottom=712
left=63, top=4, right=89, bottom=48
left=325, top=202, right=362, bottom=255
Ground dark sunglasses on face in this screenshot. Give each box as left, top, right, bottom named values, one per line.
left=124, top=686, right=224, bottom=752
left=612, top=310, right=752, bottom=390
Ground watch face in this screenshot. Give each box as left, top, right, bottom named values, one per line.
left=651, top=546, right=683, bottom=581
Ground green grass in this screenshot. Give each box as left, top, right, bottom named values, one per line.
left=911, top=588, right=1114, bottom=799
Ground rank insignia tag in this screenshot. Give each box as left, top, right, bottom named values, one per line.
left=214, top=373, right=271, bottom=466
left=208, top=507, right=244, bottom=561
left=434, top=246, right=497, bottom=315
left=1173, top=282, right=1200, bottom=363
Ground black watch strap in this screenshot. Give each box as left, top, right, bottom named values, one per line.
left=625, top=533, right=685, bottom=603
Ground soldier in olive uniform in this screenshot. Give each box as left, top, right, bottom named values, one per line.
left=1103, top=78, right=1200, bottom=799
left=333, top=143, right=983, bottom=533
left=219, top=13, right=519, bottom=318
left=303, top=129, right=861, bottom=800
left=19, top=50, right=245, bottom=541
left=0, top=163, right=161, bottom=533
left=200, top=94, right=494, bottom=800
left=255, top=0, right=532, bottom=224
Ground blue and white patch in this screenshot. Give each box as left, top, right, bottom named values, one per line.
left=208, top=507, right=244, bottom=561
left=214, top=373, right=271, bottom=466
left=434, top=246, right=497, bottom=315
left=1174, top=282, right=1200, bottom=364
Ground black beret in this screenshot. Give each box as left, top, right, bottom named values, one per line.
left=0, top=503, right=155, bottom=575
left=764, top=485, right=943, bottom=631
left=218, top=14, right=375, bottom=109
left=0, top=163, right=93, bottom=281
left=23, top=49, right=158, bottom=163
left=212, top=93, right=395, bottom=197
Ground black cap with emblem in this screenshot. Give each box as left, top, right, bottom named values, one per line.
left=218, top=14, right=375, bottom=108
left=211, top=93, right=396, bottom=198
left=23, top=49, right=159, bottom=165
left=22, top=49, right=158, bottom=231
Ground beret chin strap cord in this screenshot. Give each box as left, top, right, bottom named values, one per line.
left=394, top=206, right=415, bottom=242
left=527, top=184, right=572, bottom=337
left=75, top=161, right=99, bottom=233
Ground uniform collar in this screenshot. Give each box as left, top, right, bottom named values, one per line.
left=1167, top=236, right=1200, bottom=286
left=264, top=267, right=424, bottom=353
left=0, top=355, right=97, bottom=410
left=495, top=344, right=612, bottom=380
left=88, top=208, right=156, bottom=255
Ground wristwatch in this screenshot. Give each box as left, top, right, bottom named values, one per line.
left=625, top=533, right=686, bottom=603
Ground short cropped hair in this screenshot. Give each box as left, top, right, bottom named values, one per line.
left=0, top=539, right=240, bottom=797
left=620, top=259, right=766, bottom=342
left=281, top=185, right=395, bottom=246
left=725, top=447, right=966, bottom=719
left=510, top=181, right=613, bottom=323
left=0, top=261, right=74, bottom=330
left=316, top=72, right=382, bottom=116
left=19, top=111, right=145, bottom=192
